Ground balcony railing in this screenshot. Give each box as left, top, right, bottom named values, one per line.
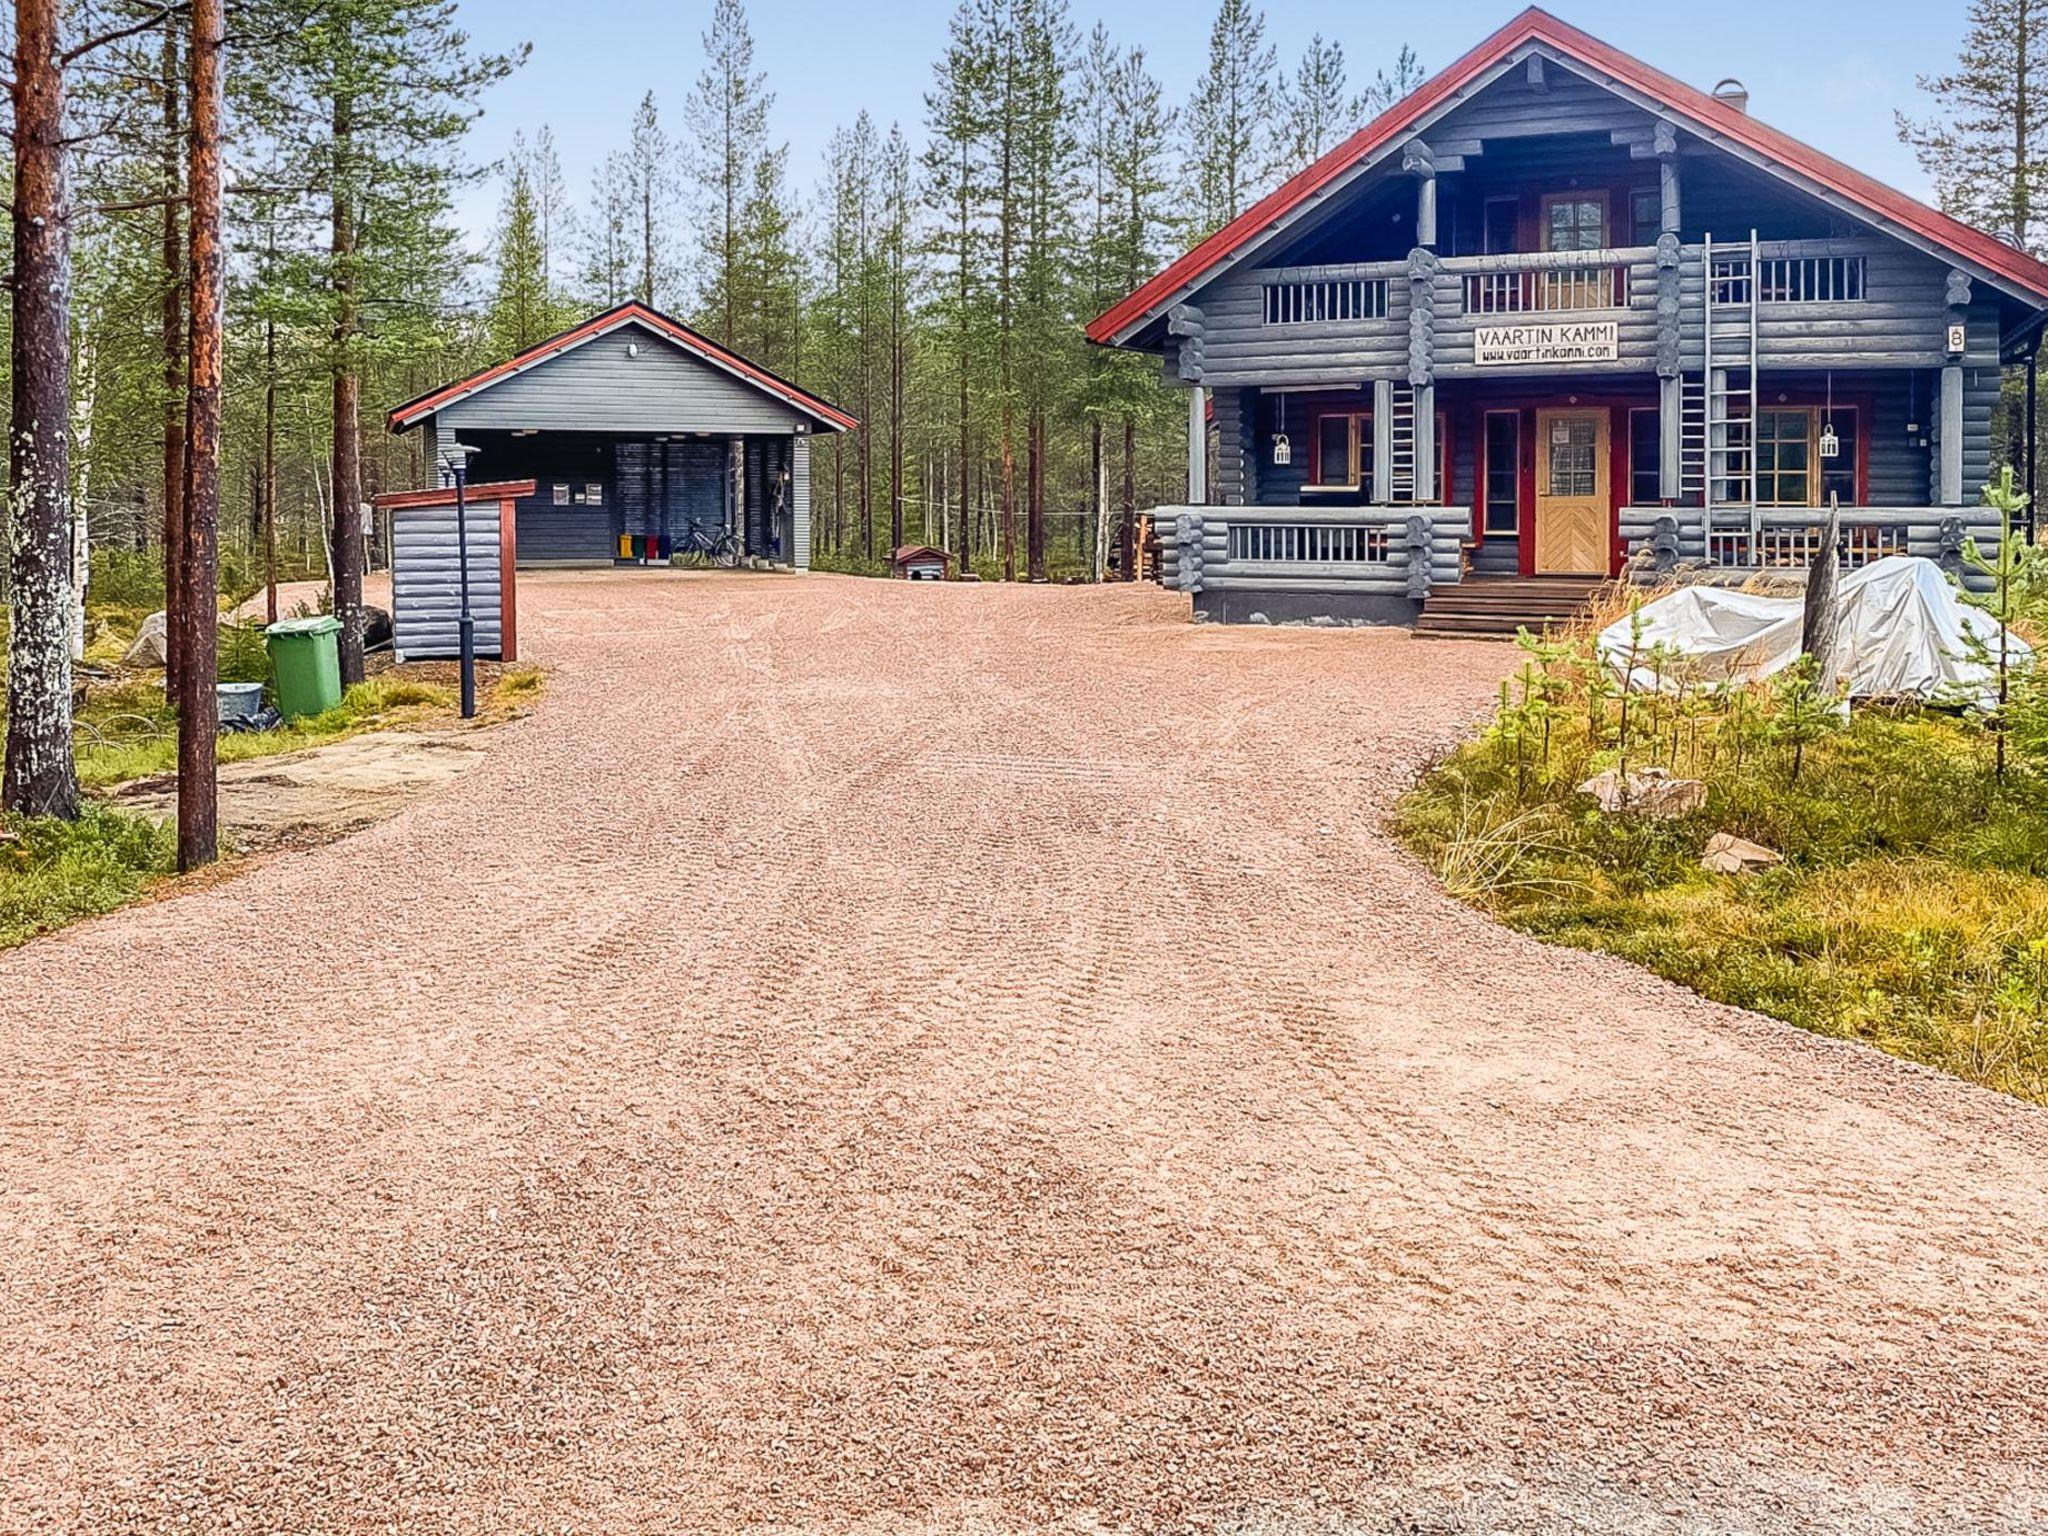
left=1461, top=263, right=1628, bottom=315
left=1262, top=275, right=1389, bottom=326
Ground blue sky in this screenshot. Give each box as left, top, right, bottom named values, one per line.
left=447, top=0, right=1958, bottom=238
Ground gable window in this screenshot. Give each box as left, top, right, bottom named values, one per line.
left=1543, top=193, right=1606, bottom=252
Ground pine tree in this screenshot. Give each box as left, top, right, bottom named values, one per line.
left=582, top=152, right=636, bottom=308
left=921, top=0, right=997, bottom=568
left=880, top=124, right=915, bottom=554
left=1899, top=0, right=2048, bottom=251
left=244, top=0, right=522, bottom=683
left=735, top=147, right=803, bottom=375
left=1015, top=0, right=1077, bottom=581
left=628, top=92, right=677, bottom=307
left=520, top=125, right=578, bottom=320
left=4, top=0, right=82, bottom=818
left=1099, top=39, right=1174, bottom=577
left=1357, top=45, right=1424, bottom=120
left=1181, top=0, right=1276, bottom=239
left=686, top=0, right=774, bottom=345
left=1276, top=34, right=1358, bottom=168
left=489, top=160, right=550, bottom=355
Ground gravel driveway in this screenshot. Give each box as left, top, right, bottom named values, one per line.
left=3, top=570, right=2045, bottom=1534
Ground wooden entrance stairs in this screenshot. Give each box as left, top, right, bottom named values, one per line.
left=1414, top=574, right=1610, bottom=638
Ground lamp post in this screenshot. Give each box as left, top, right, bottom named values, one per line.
left=439, top=442, right=482, bottom=718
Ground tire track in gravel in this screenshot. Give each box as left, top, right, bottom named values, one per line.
left=4, top=570, right=2048, bottom=1535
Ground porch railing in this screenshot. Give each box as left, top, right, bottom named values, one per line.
left=1150, top=504, right=1469, bottom=603
left=1621, top=505, right=2002, bottom=592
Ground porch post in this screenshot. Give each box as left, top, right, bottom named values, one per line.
left=1402, top=139, right=1439, bottom=504
left=1372, top=379, right=1394, bottom=503
left=2028, top=344, right=2038, bottom=542
left=1939, top=271, right=1968, bottom=506
left=1939, top=364, right=1964, bottom=505
left=1659, top=375, right=1683, bottom=501
left=1187, top=385, right=1208, bottom=504
left=1655, top=124, right=1683, bottom=502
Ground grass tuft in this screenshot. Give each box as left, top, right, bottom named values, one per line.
left=0, top=806, right=175, bottom=950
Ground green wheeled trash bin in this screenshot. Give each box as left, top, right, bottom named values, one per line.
left=266, top=615, right=344, bottom=720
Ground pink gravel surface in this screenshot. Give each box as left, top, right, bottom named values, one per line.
left=3, top=569, right=2046, bottom=1535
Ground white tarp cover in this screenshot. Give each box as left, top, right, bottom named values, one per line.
left=1596, top=556, right=2033, bottom=703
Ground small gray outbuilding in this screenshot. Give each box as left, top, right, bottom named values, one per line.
left=386, top=302, right=856, bottom=570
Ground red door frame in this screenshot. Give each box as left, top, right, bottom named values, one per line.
left=1443, top=388, right=1647, bottom=577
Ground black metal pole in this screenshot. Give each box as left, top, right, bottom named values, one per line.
left=454, top=458, right=476, bottom=719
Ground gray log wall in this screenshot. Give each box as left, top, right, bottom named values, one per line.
left=1196, top=238, right=1989, bottom=389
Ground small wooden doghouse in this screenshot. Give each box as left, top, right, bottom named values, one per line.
left=891, top=544, right=952, bottom=581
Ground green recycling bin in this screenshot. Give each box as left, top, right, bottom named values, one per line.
left=265, top=615, right=344, bottom=720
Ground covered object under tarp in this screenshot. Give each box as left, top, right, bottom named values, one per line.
left=1597, top=557, right=2033, bottom=704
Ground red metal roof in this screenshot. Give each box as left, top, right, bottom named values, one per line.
left=388, top=301, right=858, bottom=433
left=1087, top=7, right=2048, bottom=345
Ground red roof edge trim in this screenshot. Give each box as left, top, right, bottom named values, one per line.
left=1087, top=6, right=2048, bottom=346
left=388, top=301, right=858, bottom=433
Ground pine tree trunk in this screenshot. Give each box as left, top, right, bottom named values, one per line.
left=889, top=320, right=905, bottom=554
left=264, top=310, right=279, bottom=625
left=177, top=0, right=225, bottom=870
left=1090, top=417, right=1104, bottom=581
left=160, top=25, right=185, bottom=702
left=3, top=0, right=81, bottom=819
left=331, top=94, right=366, bottom=686
left=1120, top=414, right=1137, bottom=582
left=1026, top=407, right=1045, bottom=581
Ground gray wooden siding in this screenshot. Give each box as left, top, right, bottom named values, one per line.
left=391, top=501, right=505, bottom=660
left=434, top=323, right=808, bottom=434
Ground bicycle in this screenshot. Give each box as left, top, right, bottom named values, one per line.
left=675, top=521, right=743, bottom=568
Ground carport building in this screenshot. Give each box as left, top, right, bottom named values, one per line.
left=388, top=303, right=856, bottom=569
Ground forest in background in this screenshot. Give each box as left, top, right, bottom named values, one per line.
left=0, top=0, right=1427, bottom=594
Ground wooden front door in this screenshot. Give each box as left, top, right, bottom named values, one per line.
left=1533, top=409, right=1611, bottom=574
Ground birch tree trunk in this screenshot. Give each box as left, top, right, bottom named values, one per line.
left=178, top=0, right=225, bottom=870
left=4, top=0, right=81, bottom=820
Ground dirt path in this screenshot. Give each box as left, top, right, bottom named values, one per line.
left=109, top=728, right=491, bottom=844
left=3, top=570, right=2044, bottom=1534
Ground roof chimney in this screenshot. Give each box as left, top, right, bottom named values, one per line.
left=1712, top=77, right=1749, bottom=113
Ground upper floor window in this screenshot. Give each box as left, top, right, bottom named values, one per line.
left=1543, top=193, right=1607, bottom=252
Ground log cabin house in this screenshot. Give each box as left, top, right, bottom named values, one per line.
left=388, top=303, right=855, bottom=572
left=1088, top=8, right=2048, bottom=632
